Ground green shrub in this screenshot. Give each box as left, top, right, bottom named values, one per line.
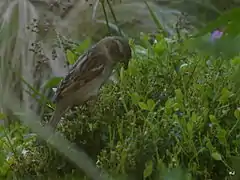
left=1, top=33, right=240, bottom=180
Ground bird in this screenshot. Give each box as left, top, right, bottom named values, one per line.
left=47, top=36, right=132, bottom=131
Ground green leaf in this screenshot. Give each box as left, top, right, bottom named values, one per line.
left=144, top=160, right=153, bottom=178
left=75, top=38, right=91, bottom=54
left=138, top=102, right=149, bottom=111
left=234, top=108, right=240, bottom=119
left=216, top=129, right=227, bottom=145
left=165, top=99, right=174, bottom=115
left=211, top=152, right=222, bottom=161
left=130, top=92, right=142, bottom=105
left=175, top=89, right=184, bottom=103
left=42, top=77, right=63, bottom=89
left=206, top=138, right=214, bottom=151
left=209, top=115, right=218, bottom=125
left=147, top=99, right=156, bottom=111
left=66, top=49, right=76, bottom=65
left=140, top=32, right=152, bottom=49
left=231, top=56, right=240, bottom=65
left=127, top=59, right=139, bottom=76
left=153, top=41, right=166, bottom=55
left=219, top=88, right=232, bottom=104
left=119, top=67, right=125, bottom=83
left=191, top=112, right=197, bottom=122
left=187, top=121, right=193, bottom=135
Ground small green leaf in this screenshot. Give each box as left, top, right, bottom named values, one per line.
left=175, top=89, right=184, bottom=103
left=130, top=92, right=142, bottom=105
left=147, top=99, right=156, bottom=111
left=144, top=160, right=153, bottom=178
left=211, top=152, right=222, bottom=161
left=209, top=115, right=218, bottom=125
left=191, top=112, right=197, bottom=122
left=75, top=38, right=91, bottom=54
left=217, top=129, right=227, bottom=145
left=127, top=60, right=139, bottom=76
left=206, top=138, right=214, bottom=151
left=66, top=49, right=76, bottom=65
left=219, top=88, right=232, bottom=104
left=234, top=108, right=240, bottom=119
left=140, top=32, right=151, bottom=49
left=153, top=41, right=166, bottom=55
left=138, top=102, right=149, bottom=111
left=165, top=99, right=174, bottom=115
left=187, top=121, right=193, bottom=135
left=42, top=77, right=63, bottom=89
left=119, top=67, right=125, bottom=83
left=155, top=34, right=164, bottom=41
left=231, top=56, right=240, bottom=65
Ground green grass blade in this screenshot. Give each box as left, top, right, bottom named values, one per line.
left=144, top=1, right=167, bottom=36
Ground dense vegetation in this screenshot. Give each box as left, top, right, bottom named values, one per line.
left=0, top=1, right=240, bottom=180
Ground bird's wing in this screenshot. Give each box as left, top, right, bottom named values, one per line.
left=52, top=50, right=107, bottom=102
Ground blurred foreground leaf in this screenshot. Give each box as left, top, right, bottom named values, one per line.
left=195, top=8, right=240, bottom=37
left=42, top=77, right=63, bottom=89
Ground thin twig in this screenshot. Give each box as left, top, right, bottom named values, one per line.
left=106, top=0, right=122, bottom=36
left=100, top=0, right=111, bottom=34
left=92, top=0, right=100, bottom=20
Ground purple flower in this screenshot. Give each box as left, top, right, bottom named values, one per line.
left=210, top=30, right=223, bottom=42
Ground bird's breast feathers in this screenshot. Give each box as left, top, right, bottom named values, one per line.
left=74, top=67, right=112, bottom=102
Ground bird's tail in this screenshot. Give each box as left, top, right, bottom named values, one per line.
left=48, top=105, right=65, bottom=131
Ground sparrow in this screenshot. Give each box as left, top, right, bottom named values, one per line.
left=48, top=36, right=132, bottom=130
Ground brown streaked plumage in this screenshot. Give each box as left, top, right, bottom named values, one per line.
left=48, top=36, right=132, bottom=130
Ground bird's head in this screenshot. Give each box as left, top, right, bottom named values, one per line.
left=103, top=36, right=132, bottom=69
